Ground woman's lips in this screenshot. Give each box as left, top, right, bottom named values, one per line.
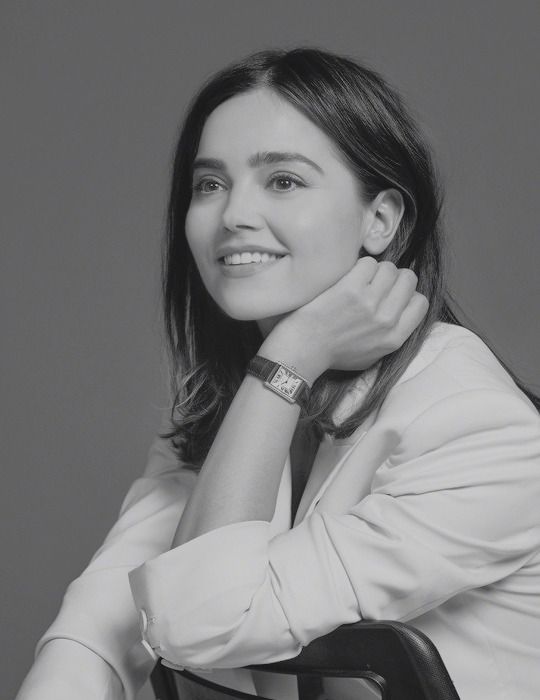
left=218, top=255, right=287, bottom=277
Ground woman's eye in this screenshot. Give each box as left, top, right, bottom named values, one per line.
left=192, top=178, right=225, bottom=194
left=268, top=173, right=305, bottom=192
left=192, top=174, right=304, bottom=195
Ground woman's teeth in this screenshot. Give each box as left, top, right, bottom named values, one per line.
left=222, top=252, right=283, bottom=265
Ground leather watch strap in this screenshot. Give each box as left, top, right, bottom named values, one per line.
left=246, top=354, right=279, bottom=382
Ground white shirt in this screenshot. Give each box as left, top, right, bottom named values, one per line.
left=34, top=323, right=540, bottom=700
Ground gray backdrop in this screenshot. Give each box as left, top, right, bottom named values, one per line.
left=3, top=2, right=539, bottom=698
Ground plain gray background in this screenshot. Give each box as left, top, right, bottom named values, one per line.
left=3, top=2, right=539, bottom=698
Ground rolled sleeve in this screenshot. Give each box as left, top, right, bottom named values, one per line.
left=129, top=521, right=303, bottom=669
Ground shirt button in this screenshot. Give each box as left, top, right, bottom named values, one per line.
left=139, top=609, right=149, bottom=634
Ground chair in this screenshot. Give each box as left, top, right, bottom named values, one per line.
left=150, top=619, right=461, bottom=700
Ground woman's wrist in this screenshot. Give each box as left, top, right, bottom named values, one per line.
left=258, top=326, right=328, bottom=386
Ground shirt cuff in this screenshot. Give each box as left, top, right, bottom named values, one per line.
left=129, top=520, right=300, bottom=669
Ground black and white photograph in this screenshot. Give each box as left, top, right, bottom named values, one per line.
left=5, top=2, right=540, bottom=699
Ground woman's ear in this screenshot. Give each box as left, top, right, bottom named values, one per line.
left=362, top=189, right=405, bottom=255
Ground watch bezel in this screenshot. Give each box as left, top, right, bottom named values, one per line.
left=264, top=363, right=307, bottom=403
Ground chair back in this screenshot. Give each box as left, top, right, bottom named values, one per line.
left=151, top=620, right=461, bottom=700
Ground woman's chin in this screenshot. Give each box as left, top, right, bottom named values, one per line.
left=218, top=303, right=291, bottom=329
left=224, top=308, right=283, bottom=322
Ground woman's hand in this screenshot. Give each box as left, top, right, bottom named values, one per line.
left=260, top=257, right=429, bottom=383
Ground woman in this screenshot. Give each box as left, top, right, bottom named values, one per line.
left=17, top=48, right=540, bottom=700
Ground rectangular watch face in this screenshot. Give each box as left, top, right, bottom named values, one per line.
left=269, top=365, right=302, bottom=398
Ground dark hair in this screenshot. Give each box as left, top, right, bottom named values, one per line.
left=162, top=47, right=538, bottom=467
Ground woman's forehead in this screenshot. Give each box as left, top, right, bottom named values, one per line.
left=197, top=88, right=342, bottom=166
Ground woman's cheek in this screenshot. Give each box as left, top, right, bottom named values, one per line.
left=185, top=213, right=213, bottom=263
left=269, top=199, right=317, bottom=238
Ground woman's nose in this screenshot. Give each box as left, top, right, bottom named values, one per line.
left=221, top=183, right=264, bottom=232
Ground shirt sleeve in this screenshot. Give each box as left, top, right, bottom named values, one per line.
left=34, top=423, right=197, bottom=700
left=128, top=388, right=540, bottom=670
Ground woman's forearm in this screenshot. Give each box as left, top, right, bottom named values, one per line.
left=16, top=639, right=123, bottom=700
left=172, top=334, right=324, bottom=547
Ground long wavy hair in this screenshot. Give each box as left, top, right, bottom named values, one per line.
left=162, top=47, right=538, bottom=467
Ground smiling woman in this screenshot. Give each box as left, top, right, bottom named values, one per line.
left=17, top=47, right=540, bottom=700
left=185, top=88, right=397, bottom=325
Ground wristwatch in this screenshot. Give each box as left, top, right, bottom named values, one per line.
left=246, top=355, right=311, bottom=410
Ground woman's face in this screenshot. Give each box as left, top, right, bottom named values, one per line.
left=185, top=88, right=374, bottom=333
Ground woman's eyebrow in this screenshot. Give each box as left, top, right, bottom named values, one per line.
left=192, top=151, right=324, bottom=174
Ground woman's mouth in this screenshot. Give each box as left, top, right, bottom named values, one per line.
left=218, top=252, right=287, bottom=277
left=220, top=252, right=284, bottom=266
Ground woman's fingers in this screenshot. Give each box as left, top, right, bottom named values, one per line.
left=366, top=260, right=400, bottom=298
left=392, top=292, right=429, bottom=347
left=353, top=255, right=380, bottom=285
left=359, top=261, right=427, bottom=351
left=377, top=267, right=419, bottom=320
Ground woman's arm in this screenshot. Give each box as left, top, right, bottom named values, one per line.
left=172, top=356, right=309, bottom=545
left=128, top=334, right=540, bottom=671
left=128, top=259, right=426, bottom=667
left=16, top=640, right=122, bottom=700
left=173, top=259, right=426, bottom=546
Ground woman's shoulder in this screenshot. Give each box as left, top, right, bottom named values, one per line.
left=373, top=322, right=539, bottom=439
left=334, top=322, right=536, bottom=435
left=398, top=321, right=528, bottom=396
left=362, top=323, right=540, bottom=478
